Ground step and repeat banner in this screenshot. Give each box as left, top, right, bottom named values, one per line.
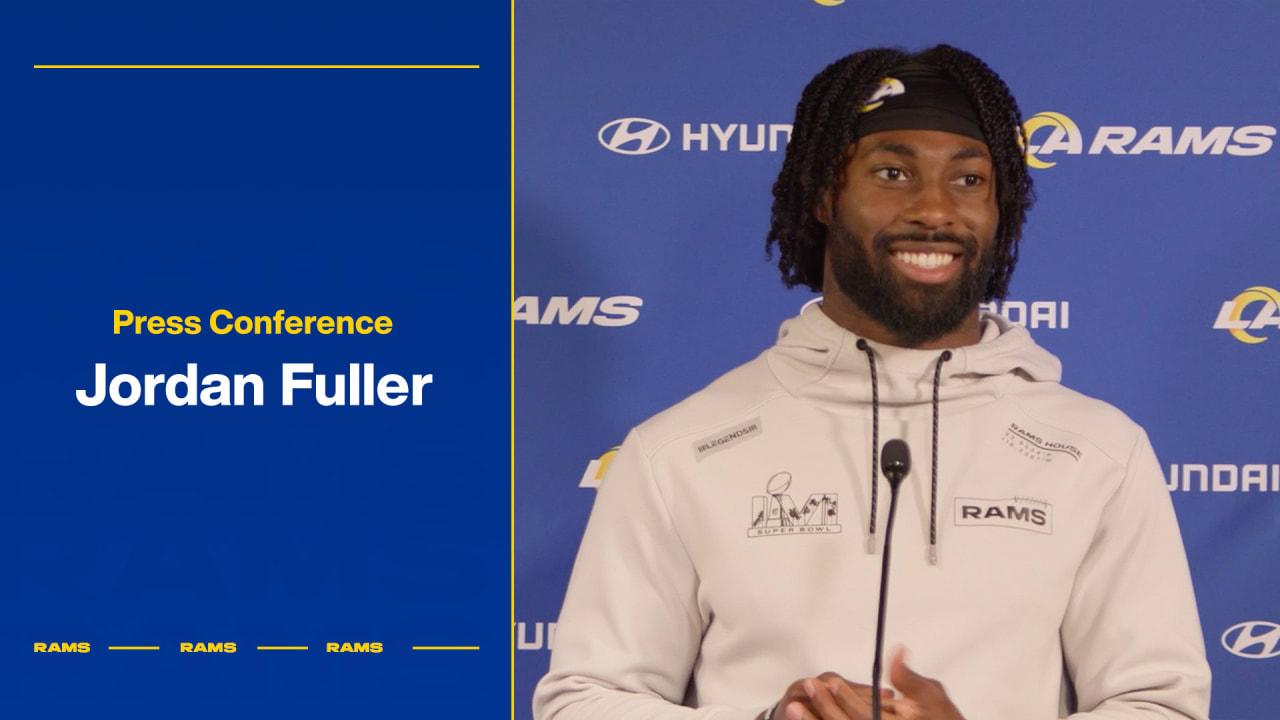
left=516, top=2, right=1279, bottom=719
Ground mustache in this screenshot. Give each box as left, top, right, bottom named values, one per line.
left=873, top=231, right=979, bottom=255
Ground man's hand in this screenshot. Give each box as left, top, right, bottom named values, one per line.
left=759, top=648, right=965, bottom=720
left=886, top=647, right=966, bottom=720
left=761, top=673, right=896, bottom=720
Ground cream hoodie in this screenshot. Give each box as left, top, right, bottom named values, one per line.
left=534, top=302, right=1210, bottom=720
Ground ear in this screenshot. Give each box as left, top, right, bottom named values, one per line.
left=813, top=189, right=833, bottom=226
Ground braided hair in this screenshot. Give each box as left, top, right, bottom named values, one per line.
left=766, top=45, right=1034, bottom=301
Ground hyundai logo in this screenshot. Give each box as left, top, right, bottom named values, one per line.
left=1222, top=621, right=1280, bottom=659
left=598, top=118, right=670, bottom=155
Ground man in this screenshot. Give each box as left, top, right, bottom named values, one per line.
left=533, top=45, right=1210, bottom=720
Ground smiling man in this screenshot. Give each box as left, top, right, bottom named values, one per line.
left=534, top=46, right=1210, bottom=720
left=819, top=125, right=997, bottom=350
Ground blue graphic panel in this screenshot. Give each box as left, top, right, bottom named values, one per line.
left=4, top=2, right=511, bottom=717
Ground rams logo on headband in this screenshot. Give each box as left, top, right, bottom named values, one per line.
left=859, top=77, right=905, bottom=112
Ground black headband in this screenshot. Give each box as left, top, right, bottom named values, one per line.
left=853, top=62, right=986, bottom=143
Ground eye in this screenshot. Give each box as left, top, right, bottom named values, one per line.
left=952, top=173, right=985, bottom=187
left=873, top=167, right=908, bottom=182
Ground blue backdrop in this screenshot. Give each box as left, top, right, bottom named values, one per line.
left=515, top=2, right=1280, bottom=719
left=4, top=2, right=511, bottom=717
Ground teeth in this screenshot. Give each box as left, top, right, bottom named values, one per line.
left=894, top=251, right=956, bottom=270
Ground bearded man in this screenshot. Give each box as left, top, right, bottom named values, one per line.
left=533, top=45, right=1211, bottom=720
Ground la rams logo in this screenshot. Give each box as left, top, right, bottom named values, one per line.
left=859, top=77, right=905, bottom=113
left=579, top=447, right=619, bottom=489
left=1022, top=111, right=1082, bottom=169
left=1213, top=286, right=1280, bottom=344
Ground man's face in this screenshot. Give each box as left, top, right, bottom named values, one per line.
left=820, top=129, right=999, bottom=347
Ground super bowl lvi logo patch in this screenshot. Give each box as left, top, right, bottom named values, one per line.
left=748, top=472, right=841, bottom=538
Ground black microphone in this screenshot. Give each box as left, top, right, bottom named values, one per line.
left=872, top=439, right=911, bottom=720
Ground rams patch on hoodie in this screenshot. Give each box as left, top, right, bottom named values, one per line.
left=954, top=497, right=1053, bottom=534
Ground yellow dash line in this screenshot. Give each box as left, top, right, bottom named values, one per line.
left=257, top=646, right=309, bottom=650
left=34, top=65, right=478, bottom=69
left=412, top=646, right=480, bottom=650
left=108, top=646, right=159, bottom=650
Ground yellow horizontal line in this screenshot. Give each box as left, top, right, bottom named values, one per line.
left=34, top=65, right=478, bottom=69
left=257, top=646, right=308, bottom=650
left=412, top=646, right=480, bottom=650
left=108, top=646, right=159, bottom=650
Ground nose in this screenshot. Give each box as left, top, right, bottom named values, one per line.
left=902, top=179, right=956, bottom=231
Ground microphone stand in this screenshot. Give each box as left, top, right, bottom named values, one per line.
left=872, top=440, right=910, bottom=720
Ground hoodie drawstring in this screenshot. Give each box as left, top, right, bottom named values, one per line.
left=855, top=340, right=879, bottom=554
left=856, top=341, right=952, bottom=566
left=929, top=350, right=952, bottom=565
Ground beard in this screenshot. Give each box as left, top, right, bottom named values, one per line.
left=827, top=224, right=996, bottom=347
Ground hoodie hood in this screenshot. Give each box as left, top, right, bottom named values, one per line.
left=766, top=300, right=1066, bottom=564
left=768, top=299, right=1062, bottom=409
